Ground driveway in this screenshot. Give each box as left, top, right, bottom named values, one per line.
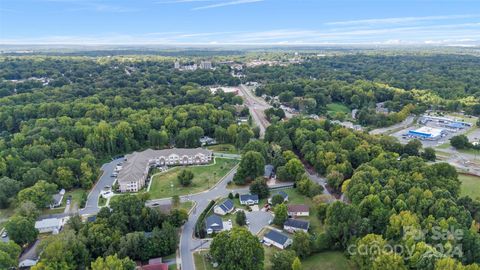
left=79, top=157, right=124, bottom=216
left=246, top=210, right=273, bottom=235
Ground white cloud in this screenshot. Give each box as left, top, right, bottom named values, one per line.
left=192, top=0, right=263, bottom=10
left=326, top=14, right=478, bottom=26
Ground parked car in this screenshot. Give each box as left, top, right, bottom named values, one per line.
left=1, top=231, right=7, bottom=238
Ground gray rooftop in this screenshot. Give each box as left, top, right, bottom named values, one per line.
left=117, top=148, right=212, bottom=185
left=264, top=164, right=274, bottom=178
left=218, top=199, right=234, bottom=212
left=205, top=214, right=223, bottom=231
left=284, top=218, right=310, bottom=230
left=239, top=194, right=259, bottom=202
left=264, top=230, right=290, bottom=245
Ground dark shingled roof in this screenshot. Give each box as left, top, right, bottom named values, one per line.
left=264, top=164, right=274, bottom=178
left=218, top=199, right=234, bottom=212
left=205, top=214, right=223, bottom=231
left=284, top=218, right=310, bottom=230
left=264, top=230, right=290, bottom=245
left=239, top=194, right=259, bottom=202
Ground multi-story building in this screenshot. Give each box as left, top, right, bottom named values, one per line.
left=117, top=148, right=213, bottom=192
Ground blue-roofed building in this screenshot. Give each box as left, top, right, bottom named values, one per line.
left=205, top=214, right=224, bottom=235
left=284, top=218, right=310, bottom=233
left=214, top=199, right=235, bottom=216
left=268, top=191, right=289, bottom=204
left=263, top=230, right=292, bottom=249
left=264, top=164, right=274, bottom=179
left=239, top=194, right=259, bottom=205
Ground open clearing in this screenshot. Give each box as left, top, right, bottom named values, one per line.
left=327, top=103, right=350, bottom=114
left=149, top=158, right=238, bottom=199
left=206, top=144, right=239, bottom=154
left=459, top=174, right=480, bottom=199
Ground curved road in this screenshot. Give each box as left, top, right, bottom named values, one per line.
left=146, top=166, right=293, bottom=270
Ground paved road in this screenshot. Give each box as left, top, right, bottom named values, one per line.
left=238, top=84, right=271, bottom=138
left=79, top=157, right=123, bottom=216
left=369, top=115, right=415, bottom=135
left=145, top=164, right=295, bottom=270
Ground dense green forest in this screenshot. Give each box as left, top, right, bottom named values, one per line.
left=264, top=117, right=480, bottom=269
left=249, top=54, right=480, bottom=126
left=0, top=56, right=251, bottom=209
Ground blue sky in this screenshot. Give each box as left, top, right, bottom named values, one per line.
left=0, top=0, right=479, bottom=45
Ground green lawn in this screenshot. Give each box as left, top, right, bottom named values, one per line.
left=207, top=144, right=239, bottom=154
left=327, top=103, right=350, bottom=114
left=149, top=158, right=238, bottom=199
left=459, top=174, right=480, bottom=199
left=194, top=251, right=215, bottom=270
left=302, top=251, right=356, bottom=270
left=281, top=188, right=324, bottom=234
left=62, top=189, right=85, bottom=208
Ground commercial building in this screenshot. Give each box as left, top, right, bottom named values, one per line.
left=117, top=148, right=213, bottom=192
left=408, top=126, right=444, bottom=140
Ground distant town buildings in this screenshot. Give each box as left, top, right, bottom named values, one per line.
left=174, top=60, right=213, bottom=71
left=117, top=148, right=213, bottom=192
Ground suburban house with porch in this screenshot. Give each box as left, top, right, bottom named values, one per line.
left=214, top=199, right=235, bottom=216
left=205, top=214, right=224, bottom=235
left=284, top=218, right=310, bottom=233
left=239, top=194, right=259, bottom=205
left=263, top=230, right=292, bottom=249
left=287, top=204, right=309, bottom=217
left=49, top=189, right=65, bottom=209
left=117, top=148, right=213, bottom=192
left=264, top=164, right=274, bottom=179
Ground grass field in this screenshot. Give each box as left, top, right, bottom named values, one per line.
left=194, top=251, right=215, bottom=270
left=149, top=158, right=238, bottom=199
left=459, top=174, right=480, bottom=199
left=302, top=251, right=356, bottom=270
left=281, top=188, right=324, bottom=234
left=327, top=103, right=350, bottom=114
left=207, top=144, right=239, bottom=154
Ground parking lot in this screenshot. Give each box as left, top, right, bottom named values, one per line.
left=391, top=115, right=476, bottom=147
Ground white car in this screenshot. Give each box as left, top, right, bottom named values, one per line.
left=1, top=231, right=7, bottom=238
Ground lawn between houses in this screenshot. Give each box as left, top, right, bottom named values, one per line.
left=148, top=158, right=239, bottom=199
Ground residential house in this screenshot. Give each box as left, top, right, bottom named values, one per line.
left=35, top=217, right=67, bottom=234
left=284, top=218, right=310, bottom=233
left=263, top=230, right=292, bottom=249
left=199, top=136, right=217, bottom=146
left=19, top=240, right=41, bottom=268
left=264, top=164, right=274, bottom=179
left=49, top=189, right=65, bottom=209
left=213, top=199, right=235, bottom=216
left=205, top=214, right=224, bottom=235
left=239, top=194, right=259, bottom=205
left=287, top=204, right=309, bottom=217
left=268, top=191, right=289, bottom=204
